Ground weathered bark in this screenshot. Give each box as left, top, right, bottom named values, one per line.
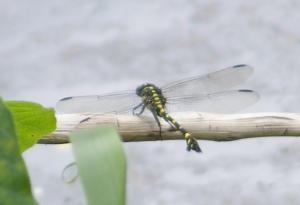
left=39, top=112, right=300, bottom=144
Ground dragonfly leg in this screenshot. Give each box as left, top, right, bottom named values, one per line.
left=132, top=103, right=145, bottom=116
left=150, top=109, right=163, bottom=140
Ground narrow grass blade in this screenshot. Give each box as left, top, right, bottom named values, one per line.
left=70, top=126, right=127, bottom=205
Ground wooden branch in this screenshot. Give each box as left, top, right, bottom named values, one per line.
left=39, top=112, right=300, bottom=144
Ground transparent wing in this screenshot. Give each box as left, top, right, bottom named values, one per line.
left=162, top=64, right=254, bottom=97
left=56, top=65, right=255, bottom=114
left=166, top=90, right=259, bottom=113
left=55, top=91, right=139, bottom=114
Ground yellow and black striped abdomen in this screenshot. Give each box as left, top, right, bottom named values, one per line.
left=162, top=113, right=201, bottom=152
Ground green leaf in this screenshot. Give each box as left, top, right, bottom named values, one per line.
left=5, top=101, right=56, bottom=152
left=0, top=98, right=37, bottom=205
left=70, top=126, right=127, bottom=205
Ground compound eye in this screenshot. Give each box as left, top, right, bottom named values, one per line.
left=135, top=87, right=141, bottom=96
left=136, top=84, right=145, bottom=96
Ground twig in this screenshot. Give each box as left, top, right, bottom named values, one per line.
left=39, top=112, right=300, bottom=144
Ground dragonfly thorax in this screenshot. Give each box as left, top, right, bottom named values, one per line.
left=135, top=83, right=162, bottom=97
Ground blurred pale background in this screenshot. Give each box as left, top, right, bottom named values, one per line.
left=1, top=0, right=300, bottom=204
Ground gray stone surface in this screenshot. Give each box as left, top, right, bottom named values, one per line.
left=1, top=0, right=300, bottom=204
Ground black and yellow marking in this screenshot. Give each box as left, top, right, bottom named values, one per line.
left=134, top=83, right=201, bottom=153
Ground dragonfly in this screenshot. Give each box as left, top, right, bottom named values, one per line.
left=56, top=64, right=259, bottom=153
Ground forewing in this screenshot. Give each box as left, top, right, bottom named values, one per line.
left=166, top=90, right=259, bottom=113
left=55, top=91, right=140, bottom=114
left=162, top=64, right=254, bottom=97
